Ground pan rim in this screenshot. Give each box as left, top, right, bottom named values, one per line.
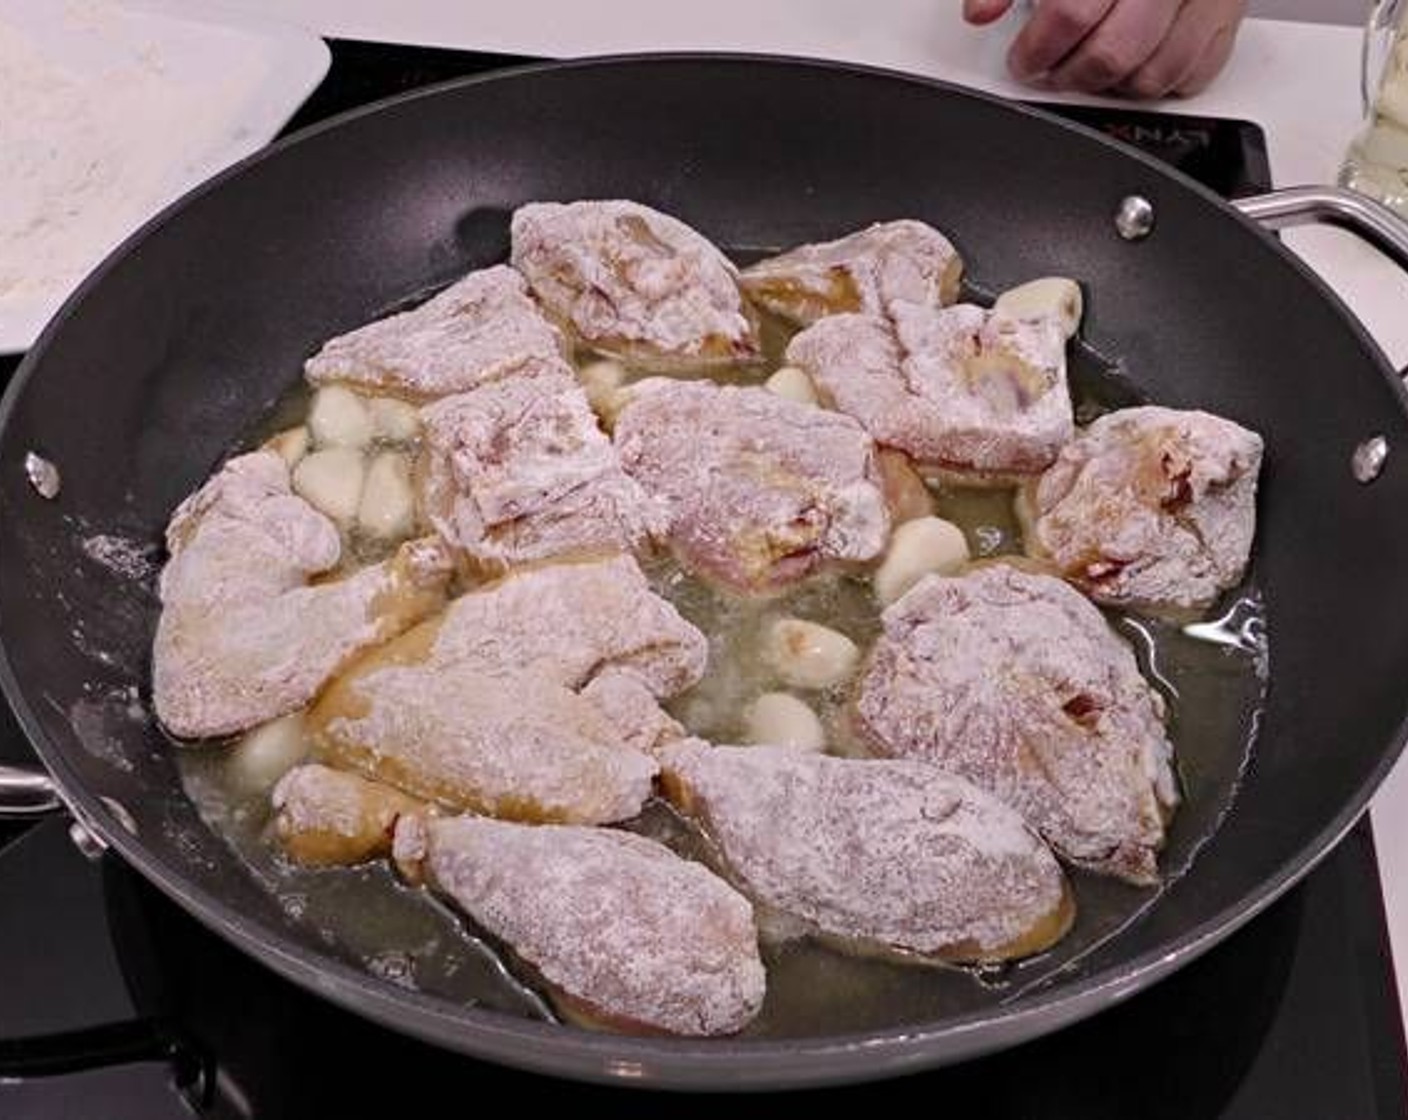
left=3, top=50, right=1407, bottom=1090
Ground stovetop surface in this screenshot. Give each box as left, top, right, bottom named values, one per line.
left=0, top=39, right=1403, bottom=1119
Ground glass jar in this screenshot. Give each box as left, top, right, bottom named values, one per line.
left=1339, top=0, right=1408, bottom=214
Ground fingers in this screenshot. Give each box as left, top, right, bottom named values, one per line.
left=1116, top=0, right=1246, bottom=98
left=967, top=0, right=1245, bottom=98
left=1007, top=0, right=1119, bottom=81
left=1174, top=24, right=1237, bottom=94
left=1044, top=0, right=1182, bottom=92
left=963, top=0, right=1017, bottom=24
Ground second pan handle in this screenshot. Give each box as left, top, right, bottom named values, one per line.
left=0, top=763, right=60, bottom=818
left=1233, top=185, right=1408, bottom=273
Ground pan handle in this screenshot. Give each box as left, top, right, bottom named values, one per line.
left=1233, top=186, right=1408, bottom=272
left=0, top=1020, right=213, bottom=1111
left=0, top=763, right=62, bottom=818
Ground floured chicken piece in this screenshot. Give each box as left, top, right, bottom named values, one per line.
left=786, top=303, right=1074, bottom=483
left=393, top=814, right=765, bottom=1036
left=308, top=554, right=707, bottom=823
left=856, top=564, right=1178, bottom=884
left=314, top=663, right=660, bottom=825
left=1019, top=406, right=1264, bottom=614
left=272, top=763, right=431, bottom=867
left=152, top=450, right=452, bottom=739
left=739, top=219, right=963, bottom=325
left=304, top=265, right=565, bottom=400
left=403, top=552, right=707, bottom=696
left=511, top=199, right=760, bottom=370
left=660, top=742, right=1072, bottom=963
left=614, top=379, right=890, bottom=592
left=578, top=669, right=689, bottom=758
left=418, top=359, right=666, bottom=573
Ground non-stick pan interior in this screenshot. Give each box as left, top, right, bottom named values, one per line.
left=3, top=56, right=1408, bottom=1088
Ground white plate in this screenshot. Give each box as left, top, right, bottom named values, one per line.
left=0, top=0, right=331, bottom=353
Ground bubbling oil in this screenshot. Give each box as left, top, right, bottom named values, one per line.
left=176, top=270, right=1269, bottom=1038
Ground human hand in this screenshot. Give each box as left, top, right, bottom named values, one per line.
left=961, top=0, right=1247, bottom=99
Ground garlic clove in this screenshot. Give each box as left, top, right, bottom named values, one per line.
left=874, top=516, right=971, bottom=605
left=367, top=397, right=421, bottom=443
left=357, top=451, right=415, bottom=540
left=578, top=359, right=632, bottom=426
left=764, top=365, right=818, bottom=405
left=226, top=713, right=311, bottom=794
left=993, top=277, right=1084, bottom=341
left=761, top=618, right=860, bottom=690
left=742, top=692, right=826, bottom=752
left=293, top=447, right=366, bottom=524
left=308, top=385, right=374, bottom=449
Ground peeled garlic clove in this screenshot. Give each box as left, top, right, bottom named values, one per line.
left=367, top=397, right=421, bottom=443
left=293, top=447, right=366, bottom=523
left=993, top=277, right=1083, bottom=341
left=308, top=385, right=374, bottom=449
left=762, top=618, right=860, bottom=690
left=743, top=692, right=825, bottom=752
left=874, top=516, right=971, bottom=605
left=764, top=366, right=818, bottom=405
left=266, top=425, right=309, bottom=468
left=580, top=358, right=625, bottom=390
left=226, top=713, right=311, bottom=794
left=358, top=451, right=415, bottom=540
left=578, top=359, right=631, bottom=426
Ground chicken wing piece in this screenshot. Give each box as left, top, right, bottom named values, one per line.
left=272, top=762, right=432, bottom=867
left=577, top=669, right=688, bottom=758
left=739, top=219, right=963, bottom=326
left=660, top=742, right=1073, bottom=963
left=1018, top=406, right=1263, bottom=614
left=306, top=554, right=707, bottom=823
left=417, top=359, right=667, bottom=573
left=786, top=304, right=1074, bottom=484
left=152, top=450, right=452, bottom=739
left=855, top=564, right=1178, bottom=885
left=303, top=265, right=566, bottom=400
left=419, top=552, right=708, bottom=695
left=392, top=814, right=765, bottom=1036
left=613, top=378, right=890, bottom=593
left=310, top=663, right=661, bottom=825
left=511, top=199, right=760, bottom=370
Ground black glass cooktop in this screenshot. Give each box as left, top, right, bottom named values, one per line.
left=0, top=40, right=1403, bottom=1120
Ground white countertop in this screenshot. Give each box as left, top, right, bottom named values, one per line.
left=47, top=0, right=1408, bottom=1033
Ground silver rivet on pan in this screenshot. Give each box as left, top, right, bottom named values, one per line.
left=1115, top=195, right=1155, bottom=240
left=1353, top=435, right=1389, bottom=483
left=101, top=796, right=139, bottom=836
left=23, top=451, right=61, bottom=499
left=68, top=819, right=109, bottom=860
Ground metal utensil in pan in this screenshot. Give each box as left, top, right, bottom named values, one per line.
left=4, top=55, right=1408, bottom=1091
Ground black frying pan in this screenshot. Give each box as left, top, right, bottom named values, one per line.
left=4, top=55, right=1408, bottom=1091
